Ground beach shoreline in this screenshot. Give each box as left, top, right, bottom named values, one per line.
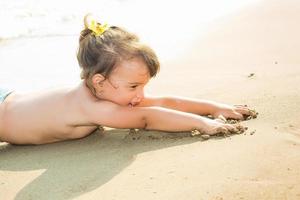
left=1, top=0, right=300, bottom=199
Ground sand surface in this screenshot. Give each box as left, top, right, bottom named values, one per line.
left=1, top=0, right=300, bottom=199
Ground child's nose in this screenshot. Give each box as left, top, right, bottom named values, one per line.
left=133, top=90, right=144, bottom=103
left=137, top=89, right=145, bottom=99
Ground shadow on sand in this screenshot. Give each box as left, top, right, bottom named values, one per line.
left=0, top=129, right=220, bottom=200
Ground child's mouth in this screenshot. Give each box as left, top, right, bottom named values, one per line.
left=128, top=102, right=138, bottom=107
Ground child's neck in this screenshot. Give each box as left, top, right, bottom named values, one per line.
left=80, top=80, right=101, bottom=100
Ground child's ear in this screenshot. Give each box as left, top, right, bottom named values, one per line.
left=91, top=73, right=105, bottom=89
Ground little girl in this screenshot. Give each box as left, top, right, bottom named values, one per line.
left=0, top=15, right=254, bottom=145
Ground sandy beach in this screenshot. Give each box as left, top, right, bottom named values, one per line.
left=1, top=0, right=300, bottom=199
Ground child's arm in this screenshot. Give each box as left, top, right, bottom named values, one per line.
left=139, top=96, right=253, bottom=120
left=86, top=101, right=238, bottom=135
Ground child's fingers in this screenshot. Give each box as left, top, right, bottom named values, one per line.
left=212, top=123, right=246, bottom=135
left=235, top=108, right=252, bottom=115
left=216, top=124, right=239, bottom=135
left=234, top=104, right=248, bottom=108
left=235, top=107, right=258, bottom=119
left=226, top=124, right=247, bottom=134
left=224, top=124, right=238, bottom=132
left=234, top=105, right=249, bottom=111
left=216, top=114, right=227, bottom=123
left=231, top=112, right=244, bottom=120
left=234, top=105, right=251, bottom=114
left=215, top=126, right=229, bottom=135
left=215, top=118, right=225, bottom=123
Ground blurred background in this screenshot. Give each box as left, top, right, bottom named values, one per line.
left=0, top=0, right=259, bottom=92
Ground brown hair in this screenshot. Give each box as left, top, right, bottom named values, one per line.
left=77, top=15, right=160, bottom=85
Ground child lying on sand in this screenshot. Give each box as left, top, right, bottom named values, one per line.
left=0, top=15, right=255, bottom=145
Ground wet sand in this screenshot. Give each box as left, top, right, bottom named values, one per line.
left=1, top=0, right=300, bottom=199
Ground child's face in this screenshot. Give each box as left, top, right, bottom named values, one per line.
left=99, top=57, right=150, bottom=106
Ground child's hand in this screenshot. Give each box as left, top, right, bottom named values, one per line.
left=201, top=118, right=245, bottom=135
left=212, top=104, right=257, bottom=121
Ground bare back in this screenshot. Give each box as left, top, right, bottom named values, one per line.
left=0, top=83, right=98, bottom=144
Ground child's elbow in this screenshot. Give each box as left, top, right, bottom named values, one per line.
left=141, top=116, right=148, bottom=130
left=138, top=108, right=151, bottom=130
left=141, top=112, right=157, bottom=131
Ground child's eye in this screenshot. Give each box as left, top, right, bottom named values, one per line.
left=130, top=85, right=138, bottom=89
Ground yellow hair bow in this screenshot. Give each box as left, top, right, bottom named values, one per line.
left=88, top=20, right=108, bottom=36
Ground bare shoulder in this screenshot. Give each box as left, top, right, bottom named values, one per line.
left=74, top=84, right=159, bottom=129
